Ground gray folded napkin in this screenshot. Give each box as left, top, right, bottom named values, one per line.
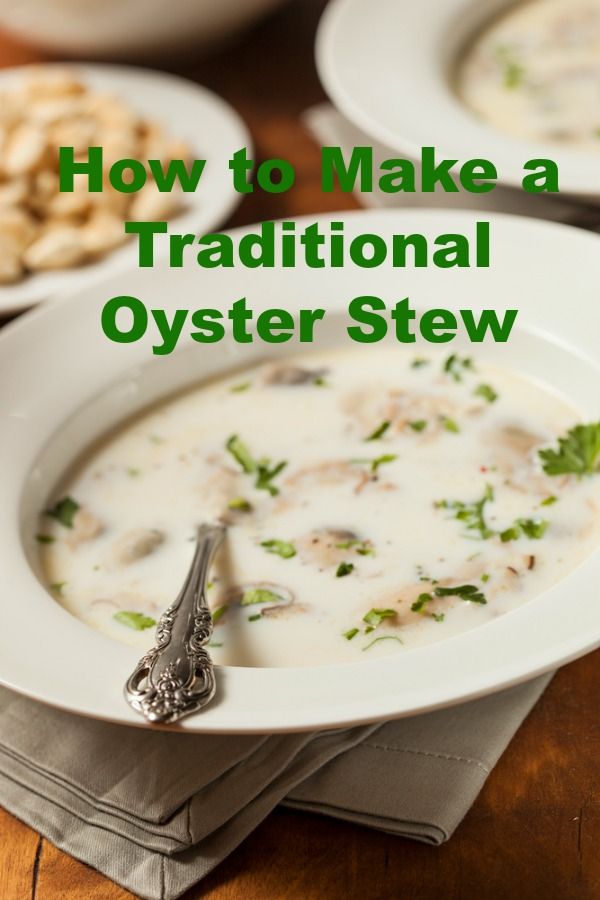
left=0, top=677, right=550, bottom=899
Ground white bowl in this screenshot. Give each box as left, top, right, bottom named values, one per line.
left=0, top=63, right=250, bottom=316
left=0, top=0, right=288, bottom=58
left=2, top=209, right=600, bottom=733
left=316, top=0, right=600, bottom=201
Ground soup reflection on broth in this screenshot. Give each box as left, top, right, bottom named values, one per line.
left=37, top=349, right=600, bottom=667
left=458, top=0, right=600, bottom=149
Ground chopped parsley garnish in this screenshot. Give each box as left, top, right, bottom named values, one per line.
left=434, top=584, right=487, bottom=604
left=539, top=423, right=600, bottom=477
left=413, top=584, right=485, bottom=615
left=336, top=561, right=355, bottom=577
left=365, top=420, right=391, bottom=441
left=409, top=419, right=427, bottom=432
left=113, top=611, right=156, bottom=631
left=411, top=357, right=430, bottom=368
left=255, top=461, right=287, bottom=495
left=248, top=614, right=262, bottom=622
left=352, top=453, right=398, bottom=473
left=260, top=539, right=297, bottom=559
left=226, top=434, right=287, bottom=496
left=495, top=46, right=525, bottom=90
left=436, top=484, right=495, bottom=540
left=503, top=60, right=525, bottom=89
left=500, top=517, right=548, bottom=542
left=362, top=608, right=397, bottom=632
left=335, top=538, right=375, bottom=556
left=240, top=587, right=283, bottom=606
left=226, top=434, right=254, bottom=473
left=314, top=376, right=328, bottom=387
left=481, top=573, right=490, bottom=583
left=343, top=628, right=359, bottom=640
left=411, top=593, right=433, bottom=613
left=211, top=605, right=228, bottom=624
left=363, top=635, right=403, bottom=651
left=228, top=497, right=252, bottom=512
left=540, top=495, right=558, bottom=507
left=127, top=467, right=141, bottom=478
left=230, top=381, right=251, bottom=393
left=46, top=496, right=80, bottom=528
left=36, top=534, right=55, bottom=544
left=49, top=582, right=66, bottom=594
left=443, top=354, right=474, bottom=382
left=371, top=453, right=397, bottom=472
left=474, top=383, right=498, bottom=403
left=441, top=416, right=460, bottom=434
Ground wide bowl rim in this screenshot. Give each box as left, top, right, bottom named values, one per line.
left=315, top=0, right=600, bottom=201
left=1, top=207, right=600, bottom=733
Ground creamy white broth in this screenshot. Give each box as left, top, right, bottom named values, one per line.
left=38, top=348, right=600, bottom=667
left=458, top=0, right=600, bottom=149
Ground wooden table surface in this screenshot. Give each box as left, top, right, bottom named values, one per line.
left=1, top=1, right=599, bottom=897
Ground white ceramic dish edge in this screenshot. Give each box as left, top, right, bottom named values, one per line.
left=0, top=62, right=251, bottom=316
left=1, top=208, right=600, bottom=733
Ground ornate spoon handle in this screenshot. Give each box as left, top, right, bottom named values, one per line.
left=124, top=523, right=225, bottom=724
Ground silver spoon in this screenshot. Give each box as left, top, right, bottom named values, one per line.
left=124, top=523, right=225, bottom=724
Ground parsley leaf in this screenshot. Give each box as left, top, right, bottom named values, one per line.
left=362, top=608, right=397, bottom=631
left=343, top=628, right=359, bottom=640
left=365, top=420, right=391, bottom=441
left=436, top=484, right=495, bottom=540
left=409, top=419, right=427, bottom=432
left=260, top=539, right=296, bottom=559
left=363, top=635, right=403, bottom=651
left=500, top=518, right=548, bottom=542
left=255, top=460, right=287, bottom=495
left=411, top=592, right=433, bottom=613
left=336, top=561, right=355, bottom=578
left=240, top=588, right=284, bottom=606
left=371, top=453, right=397, bottom=472
left=441, top=416, right=460, bottom=434
left=113, top=611, right=156, bottom=631
left=474, top=383, right=498, bottom=403
left=434, top=584, right=487, bottom=604
left=46, top=496, right=80, bottom=528
left=351, top=454, right=397, bottom=474
left=335, top=538, right=375, bottom=556
left=230, top=381, right=251, bottom=393
left=36, top=534, right=55, bottom=544
left=228, top=497, right=252, bottom=512
left=443, top=354, right=474, bottom=382
left=211, top=605, right=228, bottom=624
left=226, top=435, right=287, bottom=495
left=539, top=423, right=600, bottom=477
left=495, top=46, right=525, bottom=89
left=226, top=435, right=255, bottom=474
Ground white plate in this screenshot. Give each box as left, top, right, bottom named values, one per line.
left=316, top=0, right=600, bottom=200
left=0, top=63, right=250, bottom=316
left=1, top=209, right=600, bottom=733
